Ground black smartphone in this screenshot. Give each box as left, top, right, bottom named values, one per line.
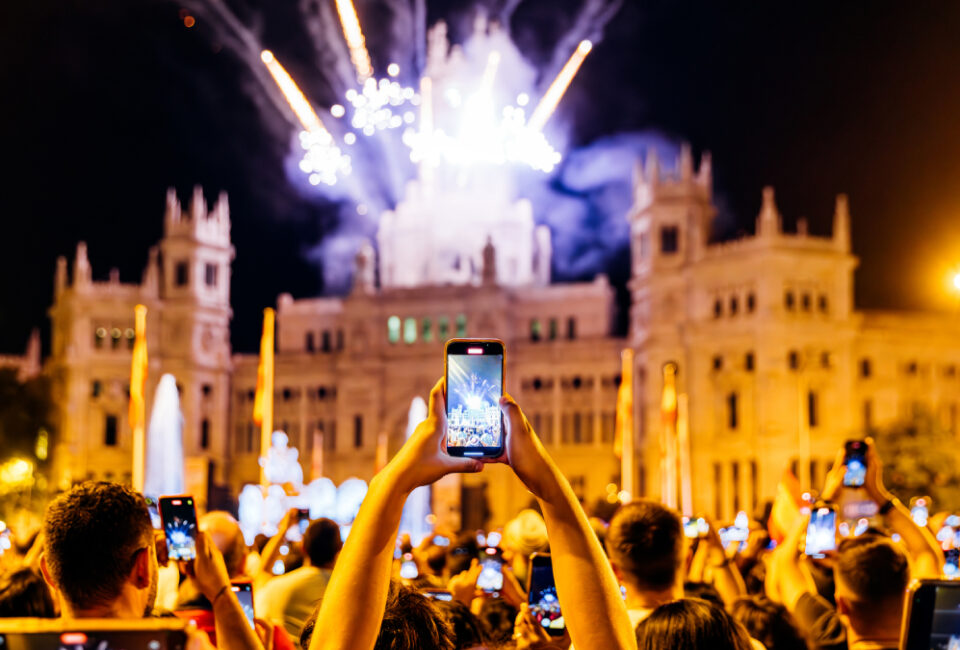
left=945, top=549, right=959, bottom=579
left=476, top=548, right=504, bottom=593
left=804, top=504, right=838, bottom=559
left=231, top=582, right=255, bottom=629
left=527, top=553, right=565, bottom=637
left=287, top=508, right=311, bottom=542
left=901, top=579, right=960, bottom=650
left=422, top=589, right=454, bottom=601
left=158, top=495, right=198, bottom=561
left=843, top=440, right=867, bottom=487
left=0, top=619, right=188, bottom=650
left=444, top=339, right=505, bottom=458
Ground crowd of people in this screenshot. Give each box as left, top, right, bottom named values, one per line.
left=0, top=377, right=955, bottom=650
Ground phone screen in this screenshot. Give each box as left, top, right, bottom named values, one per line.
left=0, top=629, right=188, bottom=650
left=945, top=549, right=959, bottom=578
left=231, top=583, right=255, bottom=629
left=400, top=554, right=418, bottom=580
left=422, top=590, right=453, bottom=601
left=476, top=553, right=504, bottom=592
left=445, top=340, right=504, bottom=457
left=287, top=509, right=311, bottom=542
left=804, top=506, right=837, bottom=558
left=843, top=440, right=867, bottom=487
left=159, top=496, right=198, bottom=561
left=903, top=581, right=960, bottom=650
left=528, top=555, right=565, bottom=636
left=682, top=518, right=699, bottom=539
left=433, top=535, right=450, bottom=547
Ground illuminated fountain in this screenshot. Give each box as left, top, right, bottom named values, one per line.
left=143, top=374, right=185, bottom=499
left=237, top=430, right=368, bottom=544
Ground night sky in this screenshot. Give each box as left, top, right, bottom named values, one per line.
left=2, top=1, right=959, bottom=354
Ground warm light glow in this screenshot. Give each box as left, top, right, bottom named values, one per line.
left=334, top=0, right=374, bottom=82
left=0, top=458, right=34, bottom=493
left=953, top=271, right=960, bottom=291
left=527, top=40, right=593, bottom=132
left=129, top=304, right=148, bottom=493
left=387, top=63, right=400, bottom=77
left=261, top=50, right=324, bottom=133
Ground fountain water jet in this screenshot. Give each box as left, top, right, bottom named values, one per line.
left=399, top=396, right=431, bottom=544
left=144, top=374, right=185, bottom=498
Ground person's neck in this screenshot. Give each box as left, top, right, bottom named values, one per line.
left=62, top=597, right=143, bottom=619
left=623, top=580, right=683, bottom=611
left=847, top=619, right=900, bottom=648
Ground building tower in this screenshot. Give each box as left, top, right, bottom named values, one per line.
left=626, top=144, right=713, bottom=501
left=158, top=186, right=235, bottom=505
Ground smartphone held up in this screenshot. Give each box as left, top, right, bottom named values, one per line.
left=444, top=339, right=505, bottom=458
left=158, top=496, right=198, bottom=561
left=842, top=440, right=867, bottom=488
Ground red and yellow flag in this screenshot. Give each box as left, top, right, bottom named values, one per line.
left=614, top=349, right=634, bottom=459
left=253, top=308, right=275, bottom=486
left=130, top=304, right=148, bottom=492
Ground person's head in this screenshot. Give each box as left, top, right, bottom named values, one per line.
left=433, top=598, right=486, bottom=649
left=635, top=598, right=755, bottom=650
left=447, top=533, right=480, bottom=577
left=730, top=595, right=808, bottom=650
left=425, top=545, right=447, bottom=577
left=606, top=500, right=684, bottom=594
left=478, top=598, right=517, bottom=646
left=683, top=582, right=724, bottom=609
left=0, top=568, right=56, bottom=618
left=303, top=518, right=342, bottom=569
left=200, top=511, right=247, bottom=578
left=833, top=536, right=908, bottom=636
left=502, top=509, right=548, bottom=584
left=301, top=580, right=454, bottom=650
left=41, top=481, right=156, bottom=618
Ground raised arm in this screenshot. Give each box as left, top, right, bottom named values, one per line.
left=862, top=438, right=943, bottom=577
left=698, top=520, right=746, bottom=606
left=253, top=509, right=297, bottom=591
left=499, top=395, right=636, bottom=650
left=308, top=379, right=482, bottom=650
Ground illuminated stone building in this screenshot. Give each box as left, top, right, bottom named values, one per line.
left=45, top=149, right=960, bottom=524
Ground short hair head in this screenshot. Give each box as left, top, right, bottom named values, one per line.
left=200, top=511, right=247, bottom=578
left=635, top=598, right=755, bottom=650
left=432, top=598, right=486, bottom=649
left=606, top=500, right=683, bottom=591
left=730, top=595, right=808, bottom=650
left=303, top=518, right=342, bottom=568
left=42, top=482, right=153, bottom=610
left=834, top=535, right=908, bottom=617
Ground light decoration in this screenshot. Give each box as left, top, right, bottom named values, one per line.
left=344, top=74, right=419, bottom=136
left=261, top=50, right=351, bottom=186
left=0, top=458, right=34, bottom=494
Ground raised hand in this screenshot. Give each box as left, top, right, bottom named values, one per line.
left=495, top=393, right=557, bottom=502
left=387, top=378, right=483, bottom=493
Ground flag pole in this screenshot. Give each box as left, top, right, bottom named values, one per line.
left=677, top=393, right=692, bottom=517
left=253, top=308, right=275, bottom=487
left=130, top=305, right=148, bottom=493
left=661, top=362, right=679, bottom=509
left=615, top=349, right=634, bottom=502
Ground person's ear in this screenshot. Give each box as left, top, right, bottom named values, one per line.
left=131, top=547, right=152, bottom=589
left=39, top=553, right=55, bottom=590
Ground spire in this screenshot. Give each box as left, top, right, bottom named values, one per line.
left=756, top=186, right=781, bottom=237
left=55, top=255, right=68, bottom=296
left=74, top=242, right=91, bottom=289
left=633, top=159, right=645, bottom=188
left=644, top=148, right=660, bottom=185
left=352, top=241, right=376, bottom=295
left=481, top=236, right=497, bottom=286
left=165, top=188, right=181, bottom=223
left=534, top=225, right=552, bottom=286
left=20, top=329, right=41, bottom=379
left=189, top=185, right=206, bottom=220
left=679, top=143, right=694, bottom=181
left=697, top=151, right=713, bottom=188
left=142, top=246, right=160, bottom=297
left=833, top=193, right=851, bottom=252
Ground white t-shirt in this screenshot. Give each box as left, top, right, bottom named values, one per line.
left=254, top=565, right=332, bottom=647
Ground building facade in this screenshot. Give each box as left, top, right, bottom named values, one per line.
left=45, top=150, right=960, bottom=524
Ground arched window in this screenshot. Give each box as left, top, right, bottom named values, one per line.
left=387, top=316, right=401, bottom=344
left=403, top=317, right=417, bottom=344
left=456, top=314, right=467, bottom=337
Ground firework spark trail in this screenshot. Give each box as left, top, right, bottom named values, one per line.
left=334, top=0, right=375, bottom=81
left=528, top=40, right=593, bottom=132
left=297, top=0, right=357, bottom=97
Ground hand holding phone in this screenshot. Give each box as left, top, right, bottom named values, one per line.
left=901, top=579, right=960, bottom=649
left=476, top=548, right=504, bottom=593
left=804, top=505, right=838, bottom=559
left=159, top=496, right=198, bottom=561
left=445, top=339, right=505, bottom=458
left=527, top=553, right=565, bottom=636
left=843, top=440, right=867, bottom=487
